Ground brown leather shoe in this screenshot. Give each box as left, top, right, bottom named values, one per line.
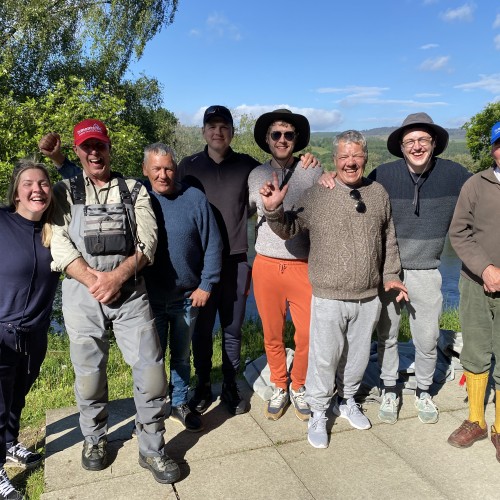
left=447, top=420, right=488, bottom=448
left=491, top=426, right=500, bottom=462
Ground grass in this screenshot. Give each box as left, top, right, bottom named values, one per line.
left=15, top=309, right=460, bottom=498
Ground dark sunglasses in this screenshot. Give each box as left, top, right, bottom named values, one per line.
left=269, top=131, right=297, bottom=141
left=350, top=189, right=366, bottom=213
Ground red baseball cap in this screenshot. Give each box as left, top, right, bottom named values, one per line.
left=73, top=119, right=110, bottom=146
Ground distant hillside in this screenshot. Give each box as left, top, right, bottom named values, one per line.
left=312, top=127, right=466, bottom=140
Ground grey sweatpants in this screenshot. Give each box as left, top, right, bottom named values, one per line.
left=62, top=277, right=167, bottom=457
left=304, top=295, right=381, bottom=411
left=377, top=269, right=442, bottom=391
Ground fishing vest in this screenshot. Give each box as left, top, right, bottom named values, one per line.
left=67, top=173, right=142, bottom=272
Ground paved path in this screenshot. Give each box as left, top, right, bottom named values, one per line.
left=41, top=379, right=500, bottom=499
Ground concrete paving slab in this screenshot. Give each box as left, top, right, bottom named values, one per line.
left=174, top=447, right=313, bottom=500
left=164, top=400, right=272, bottom=464
left=371, top=412, right=500, bottom=500
left=279, top=431, right=446, bottom=500
left=43, top=378, right=500, bottom=500
left=41, top=469, right=177, bottom=500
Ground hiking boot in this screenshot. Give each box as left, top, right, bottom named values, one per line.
left=308, top=410, right=328, bottom=449
left=188, top=383, right=213, bottom=415
left=81, top=437, right=107, bottom=471
left=290, top=386, right=310, bottom=421
left=378, top=391, right=400, bottom=425
left=170, top=404, right=204, bottom=432
left=0, top=468, right=23, bottom=500
left=332, top=396, right=371, bottom=430
left=414, top=392, right=439, bottom=424
left=138, top=452, right=180, bottom=484
left=447, top=420, right=488, bottom=448
left=5, top=442, right=42, bottom=469
left=265, top=387, right=290, bottom=420
left=221, top=381, right=249, bottom=415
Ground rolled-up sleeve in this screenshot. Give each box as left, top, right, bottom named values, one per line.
left=132, top=183, right=158, bottom=264
left=50, top=180, right=81, bottom=272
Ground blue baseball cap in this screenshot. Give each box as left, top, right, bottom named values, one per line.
left=491, top=122, right=500, bottom=145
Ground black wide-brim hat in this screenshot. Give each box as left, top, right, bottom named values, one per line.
left=254, top=109, right=310, bottom=154
left=387, top=112, right=449, bottom=158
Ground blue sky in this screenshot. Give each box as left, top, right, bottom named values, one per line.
left=128, top=0, right=500, bottom=132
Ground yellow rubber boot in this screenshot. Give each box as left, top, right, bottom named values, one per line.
left=494, top=390, right=500, bottom=432
left=466, top=370, right=489, bottom=429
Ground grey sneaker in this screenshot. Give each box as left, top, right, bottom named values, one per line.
left=378, top=391, right=399, bottom=424
left=0, top=468, right=23, bottom=499
left=265, top=387, right=290, bottom=420
left=332, top=396, right=371, bottom=430
left=415, top=392, right=439, bottom=424
left=138, top=452, right=180, bottom=484
left=308, top=410, right=328, bottom=448
left=290, top=386, right=310, bottom=421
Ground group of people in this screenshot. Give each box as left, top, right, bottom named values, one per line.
left=1, top=105, right=499, bottom=498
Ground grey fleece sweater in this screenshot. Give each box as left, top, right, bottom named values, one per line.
left=264, top=179, right=402, bottom=300
left=248, top=160, right=322, bottom=259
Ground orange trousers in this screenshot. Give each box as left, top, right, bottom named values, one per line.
left=252, top=254, right=312, bottom=391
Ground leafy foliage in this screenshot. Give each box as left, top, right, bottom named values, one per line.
left=0, top=78, right=150, bottom=200
left=463, top=101, right=500, bottom=172
left=0, top=0, right=178, bottom=98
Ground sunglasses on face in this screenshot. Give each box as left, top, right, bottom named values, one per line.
left=269, top=131, right=297, bottom=141
left=350, top=189, right=366, bottom=213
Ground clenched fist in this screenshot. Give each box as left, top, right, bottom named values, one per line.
left=38, top=132, right=65, bottom=165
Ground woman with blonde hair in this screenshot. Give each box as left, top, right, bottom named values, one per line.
left=0, top=159, right=60, bottom=500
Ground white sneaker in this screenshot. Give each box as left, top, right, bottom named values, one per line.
left=308, top=410, right=328, bottom=448
left=378, top=391, right=399, bottom=424
left=290, top=386, right=311, bottom=421
left=332, top=396, right=371, bottom=430
left=264, top=387, right=289, bottom=420
left=415, top=392, right=439, bottom=424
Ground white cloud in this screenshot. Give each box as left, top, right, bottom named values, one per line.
left=415, top=92, right=442, bottom=97
left=316, top=86, right=389, bottom=96
left=341, top=97, right=447, bottom=107
left=420, top=43, right=439, bottom=50
left=419, top=56, right=450, bottom=71
left=188, top=104, right=344, bottom=131
left=441, top=3, right=475, bottom=22
left=189, top=29, right=201, bottom=37
left=315, top=85, right=446, bottom=108
left=455, top=73, right=500, bottom=94
left=495, top=34, right=500, bottom=50
left=493, top=14, right=500, bottom=28
left=206, top=12, right=241, bottom=40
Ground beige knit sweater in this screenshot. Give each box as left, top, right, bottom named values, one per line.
left=264, top=179, right=402, bottom=300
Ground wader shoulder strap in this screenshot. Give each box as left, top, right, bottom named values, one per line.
left=69, top=173, right=142, bottom=206
left=69, top=173, right=86, bottom=205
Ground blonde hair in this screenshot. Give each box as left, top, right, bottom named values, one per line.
left=7, top=158, right=55, bottom=247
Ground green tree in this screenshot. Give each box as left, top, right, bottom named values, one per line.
left=0, top=0, right=178, bottom=98
left=463, top=102, right=500, bottom=172
left=0, top=78, right=148, bottom=200
left=231, top=113, right=269, bottom=164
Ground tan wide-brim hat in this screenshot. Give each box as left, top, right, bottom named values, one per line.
left=254, top=109, right=310, bottom=154
left=387, top=112, right=449, bottom=158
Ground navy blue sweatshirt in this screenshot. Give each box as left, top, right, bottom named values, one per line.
left=0, top=208, right=60, bottom=329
